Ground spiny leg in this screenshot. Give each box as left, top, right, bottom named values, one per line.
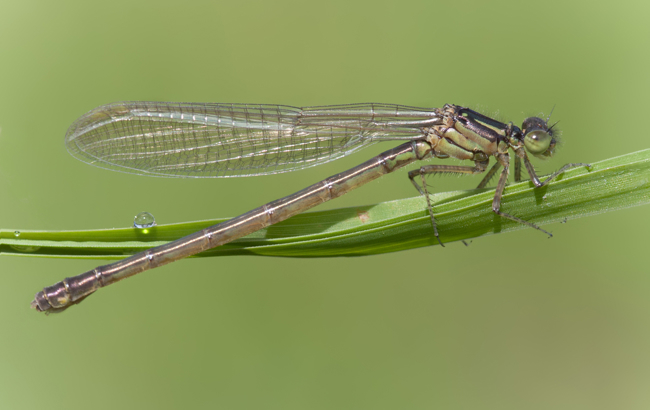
left=478, top=155, right=522, bottom=189
left=420, top=172, right=440, bottom=246
left=408, top=161, right=488, bottom=246
left=491, top=154, right=554, bottom=237
left=514, top=156, right=522, bottom=182
left=517, top=147, right=591, bottom=187
left=477, top=161, right=501, bottom=189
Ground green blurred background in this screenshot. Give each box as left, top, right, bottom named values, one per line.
left=1, top=0, right=649, bottom=408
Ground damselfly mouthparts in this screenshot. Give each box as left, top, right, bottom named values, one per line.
left=32, top=102, right=590, bottom=312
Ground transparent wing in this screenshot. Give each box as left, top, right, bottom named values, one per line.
left=65, top=101, right=442, bottom=178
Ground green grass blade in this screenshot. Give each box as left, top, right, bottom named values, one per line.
left=2, top=149, right=649, bottom=259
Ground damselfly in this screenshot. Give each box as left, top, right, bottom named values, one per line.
left=31, top=102, right=590, bottom=312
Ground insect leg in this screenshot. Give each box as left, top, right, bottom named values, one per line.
left=408, top=160, right=488, bottom=246
left=491, top=153, right=553, bottom=236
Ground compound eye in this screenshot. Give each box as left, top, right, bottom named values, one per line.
left=524, top=130, right=552, bottom=154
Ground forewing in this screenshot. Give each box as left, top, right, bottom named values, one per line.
left=65, top=102, right=440, bottom=177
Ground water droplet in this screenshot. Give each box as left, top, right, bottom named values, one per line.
left=10, top=245, right=40, bottom=253
left=14, top=231, right=20, bottom=237
left=133, top=212, right=156, bottom=229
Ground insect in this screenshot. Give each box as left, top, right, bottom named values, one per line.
left=32, top=102, right=589, bottom=312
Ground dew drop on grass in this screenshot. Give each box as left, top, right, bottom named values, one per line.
left=10, top=245, right=40, bottom=253
left=133, top=212, right=156, bottom=229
